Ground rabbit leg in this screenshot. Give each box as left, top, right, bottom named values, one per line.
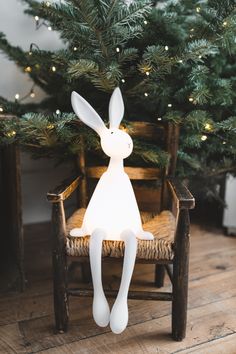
left=89, top=228, right=110, bottom=327
left=137, top=230, right=154, bottom=240
left=69, top=228, right=86, bottom=237
left=110, top=229, right=137, bottom=334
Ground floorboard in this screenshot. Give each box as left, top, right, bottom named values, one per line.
left=0, top=224, right=236, bottom=353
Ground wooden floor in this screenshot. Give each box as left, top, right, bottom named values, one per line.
left=0, top=223, right=236, bottom=353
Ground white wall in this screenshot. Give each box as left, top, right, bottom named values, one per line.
left=0, top=0, right=62, bottom=103
left=223, top=174, right=236, bottom=234
left=0, top=0, right=75, bottom=224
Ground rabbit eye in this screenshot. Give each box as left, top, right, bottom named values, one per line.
left=111, top=131, right=114, bottom=134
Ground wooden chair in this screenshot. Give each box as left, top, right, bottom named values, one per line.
left=47, top=121, right=195, bottom=341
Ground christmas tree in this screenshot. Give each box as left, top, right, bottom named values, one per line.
left=0, top=0, right=235, bottom=201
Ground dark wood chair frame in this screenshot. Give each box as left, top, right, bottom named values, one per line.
left=47, top=122, right=195, bottom=341
left=0, top=114, right=24, bottom=291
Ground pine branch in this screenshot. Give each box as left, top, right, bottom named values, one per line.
left=0, top=32, right=28, bottom=66
left=68, top=59, right=99, bottom=79
left=114, top=1, right=152, bottom=27
left=0, top=0, right=235, bottom=188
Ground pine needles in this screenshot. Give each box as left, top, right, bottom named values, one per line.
left=0, top=0, right=235, bottom=188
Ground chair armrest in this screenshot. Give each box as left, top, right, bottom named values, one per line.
left=167, top=177, right=195, bottom=210
left=47, top=175, right=83, bottom=203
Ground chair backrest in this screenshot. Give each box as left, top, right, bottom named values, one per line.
left=76, top=121, right=179, bottom=213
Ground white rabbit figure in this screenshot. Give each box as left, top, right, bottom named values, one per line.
left=70, top=87, right=154, bottom=334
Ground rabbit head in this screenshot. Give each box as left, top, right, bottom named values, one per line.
left=71, top=87, right=133, bottom=159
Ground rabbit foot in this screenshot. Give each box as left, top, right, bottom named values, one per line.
left=137, top=230, right=154, bottom=240
left=110, top=300, right=128, bottom=334
left=90, top=228, right=110, bottom=327
left=93, top=292, right=110, bottom=327
left=69, top=228, right=86, bottom=237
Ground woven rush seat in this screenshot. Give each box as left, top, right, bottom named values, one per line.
left=66, top=208, right=175, bottom=260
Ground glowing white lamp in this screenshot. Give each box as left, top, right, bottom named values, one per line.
left=70, top=88, right=154, bottom=334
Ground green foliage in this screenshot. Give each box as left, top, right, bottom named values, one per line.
left=0, top=0, right=236, bottom=202
left=1, top=112, right=168, bottom=167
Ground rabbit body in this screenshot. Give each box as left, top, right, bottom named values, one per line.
left=81, top=167, right=142, bottom=240
left=70, top=87, right=154, bottom=334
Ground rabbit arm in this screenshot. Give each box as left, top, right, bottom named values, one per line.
left=89, top=228, right=110, bottom=327
left=110, top=229, right=137, bottom=334
left=137, top=230, right=154, bottom=240
left=69, top=228, right=86, bottom=237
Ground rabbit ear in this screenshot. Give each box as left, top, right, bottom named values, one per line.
left=71, top=91, right=106, bottom=135
left=109, top=87, right=124, bottom=129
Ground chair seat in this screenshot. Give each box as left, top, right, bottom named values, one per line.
left=66, top=208, right=175, bottom=260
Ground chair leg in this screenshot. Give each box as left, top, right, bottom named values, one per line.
left=52, top=202, right=69, bottom=333
left=53, top=262, right=69, bottom=333
left=172, top=209, right=190, bottom=341
left=155, top=265, right=165, bottom=287
left=81, top=263, right=92, bottom=283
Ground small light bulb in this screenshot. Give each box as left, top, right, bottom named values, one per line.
left=190, top=28, right=194, bottom=32
left=201, top=135, right=207, bottom=141
left=30, top=91, right=35, bottom=98
left=222, top=141, right=226, bottom=144
left=223, top=21, right=227, bottom=27
left=24, top=66, right=32, bottom=73
left=45, top=1, right=51, bottom=6
left=0, top=107, right=3, bottom=112
left=48, top=26, right=52, bottom=31
left=51, top=66, right=56, bottom=72
left=198, top=55, right=202, bottom=59
left=144, top=92, right=149, bottom=97
left=28, top=51, right=32, bottom=56
left=189, top=97, right=194, bottom=102
left=196, top=7, right=201, bottom=13
left=145, top=71, right=150, bottom=76
left=165, top=45, right=169, bottom=51
left=15, top=93, right=20, bottom=100
left=116, top=47, right=120, bottom=53
left=34, top=16, right=39, bottom=21
left=73, top=47, right=77, bottom=51
left=56, top=109, right=60, bottom=115
left=6, top=130, right=16, bottom=138
left=121, top=79, right=125, bottom=83
left=143, top=20, right=148, bottom=25
left=179, top=59, right=183, bottom=63
left=157, top=117, right=162, bottom=121
left=168, top=103, right=172, bottom=107
left=205, top=123, right=211, bottom=131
